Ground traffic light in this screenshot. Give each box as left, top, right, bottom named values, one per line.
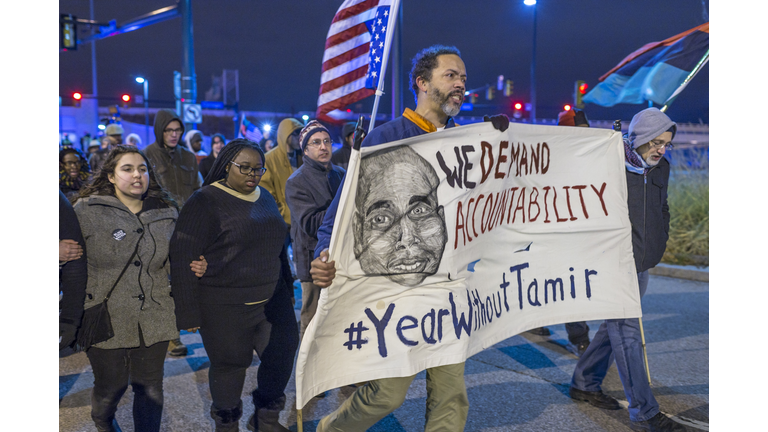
left=60, top=14, right=77, bottom=50
left=470, top=93, right=477, bottom=104
left=512, top=101, right=523, bottom=119
left=575, top=80, right=588, bottom=109
left=563, top=104, right=572, bottom=112
left=486, top=86, right=495, bottom=101
left=73, top=92, right=82, bottom=108
left=121, top=94, right=131, bottom=108
left=504, top=80, right=514, bottom=97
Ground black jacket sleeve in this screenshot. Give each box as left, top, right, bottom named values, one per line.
left=59, top=191, right=87, bottom=329
left=169, top=191, right=214, bottom=330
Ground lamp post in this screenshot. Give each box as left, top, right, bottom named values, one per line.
left=524, top=0, right=537, bottom=123
left=135, top=77, right=149, bottom=146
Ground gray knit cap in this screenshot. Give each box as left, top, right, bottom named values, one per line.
left=627, top=107, right=677, bottom=149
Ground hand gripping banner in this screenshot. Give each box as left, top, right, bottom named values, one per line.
left=295, top=122, right=640, bottom=408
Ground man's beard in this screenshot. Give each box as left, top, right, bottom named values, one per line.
left=429, top=86, right=462, bottom=117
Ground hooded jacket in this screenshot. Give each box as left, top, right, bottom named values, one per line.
left=144, top=109, right=201, bottom=206
left=184, top=129, right=207, bottom=156
left=623, top=107, right=676, bottom=273
left=260, top=118, right=304, bottom=226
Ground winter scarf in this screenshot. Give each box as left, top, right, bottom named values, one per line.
left=59, top=169, right=91, bottom=191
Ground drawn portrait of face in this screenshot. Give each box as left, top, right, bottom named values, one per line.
left=353, top=145, right=447, bottom=287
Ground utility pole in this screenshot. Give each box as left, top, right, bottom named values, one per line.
left=391, top=6, right=403, bottom=120
left=180, top=0, right=197, bottom=130
left=90, top=0, right=98, bottom=132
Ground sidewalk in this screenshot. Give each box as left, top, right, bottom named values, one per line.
left=649, top=263, right=708, bottom=282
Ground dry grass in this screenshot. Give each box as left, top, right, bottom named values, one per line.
left=662, top=147, right=709, bottom=267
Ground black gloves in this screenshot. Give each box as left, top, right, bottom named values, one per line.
left=59, top=322, right=78, bottom=351
left=483, top=114, right=510, bottom=132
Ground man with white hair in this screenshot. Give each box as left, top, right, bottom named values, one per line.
left=568, top=107, right=684, bottom=432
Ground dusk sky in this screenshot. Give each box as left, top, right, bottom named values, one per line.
left=58, top=0, right=710, bottom=123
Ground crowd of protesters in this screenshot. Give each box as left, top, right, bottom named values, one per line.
left=60, top=44, right=684, bottom=432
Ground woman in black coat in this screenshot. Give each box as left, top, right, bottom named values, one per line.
left=170, top=140, right=298, bottom=432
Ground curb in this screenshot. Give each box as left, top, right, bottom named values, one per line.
left=649, top=263, right=708, bottom=282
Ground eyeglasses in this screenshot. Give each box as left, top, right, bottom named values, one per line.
left=229, top=161, right=267, bottom=176
left=163, top=127, right=183, bottom=135
left=648, top=140, right=674, bottom=150
left=308, top=138, right=332, bottom=147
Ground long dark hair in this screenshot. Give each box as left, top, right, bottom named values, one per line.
left=203, top=138, right=264, bottom=186
left=74, top=145, right=178, bottom=209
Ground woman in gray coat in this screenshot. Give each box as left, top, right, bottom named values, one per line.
left=73, top=145, right=207, bottom=432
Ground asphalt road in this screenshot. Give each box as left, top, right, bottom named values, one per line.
left=59, top=274, right=709, bottom=431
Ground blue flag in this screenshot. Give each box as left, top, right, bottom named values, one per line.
left=584, top=22, right=709, bottom=107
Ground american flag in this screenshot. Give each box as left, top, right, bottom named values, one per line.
left=238, top=116, right=264, bottom=143
left=316, top=0, right=394, bottom=123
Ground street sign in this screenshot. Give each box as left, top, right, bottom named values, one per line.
left=201, top=100, right=224, bottom=109
left=183, top=103, right=203, bottom=123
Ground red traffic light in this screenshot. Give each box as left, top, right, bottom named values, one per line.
left=578, top=82, right=588, bottom=94
left=73, top=92, right=82, bottom=100
left=121, top=94, right=131, bottom=102
left=513, top=102, right=523, bottom=110
left=563, top=104, right=572, bottom=111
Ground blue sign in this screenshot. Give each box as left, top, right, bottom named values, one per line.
left=201, top=100, right=225, bottom=109
left=461, top=103, right=474, bottom=111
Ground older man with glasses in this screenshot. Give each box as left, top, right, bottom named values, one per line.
left=568, top=107, right=684, bottom=432
left=144, top=108, right=202, bottom=357
left=284, top=120, right=345, bottom=348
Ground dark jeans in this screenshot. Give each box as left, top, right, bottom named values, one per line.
left=198, top=283, right=299, bottom=411
left=86, top=331, right=168, bottom=432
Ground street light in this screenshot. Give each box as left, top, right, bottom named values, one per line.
left=524, top=0, right=537, bottom=123
left=135, top=76, right=149, bottom=147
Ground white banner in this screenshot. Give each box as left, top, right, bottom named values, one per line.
left=295, top=122, right=640, bottom=408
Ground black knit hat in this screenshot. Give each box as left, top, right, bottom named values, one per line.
left=299, top=120, right=330, bottom=152
left=342, top=122, right=357, bottom=139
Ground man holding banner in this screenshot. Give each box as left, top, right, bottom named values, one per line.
left=569, top=107, right=684, bottom=432
left=309, top=45, right=509, bottom=432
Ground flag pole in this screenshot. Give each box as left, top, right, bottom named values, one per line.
left=639, top=317, right=652, bottom=386
left=368, top=0, right=402, bottom=134
left=660, top=50, right=709, bottom=113
left=297, top=408, right=303, bottom=432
